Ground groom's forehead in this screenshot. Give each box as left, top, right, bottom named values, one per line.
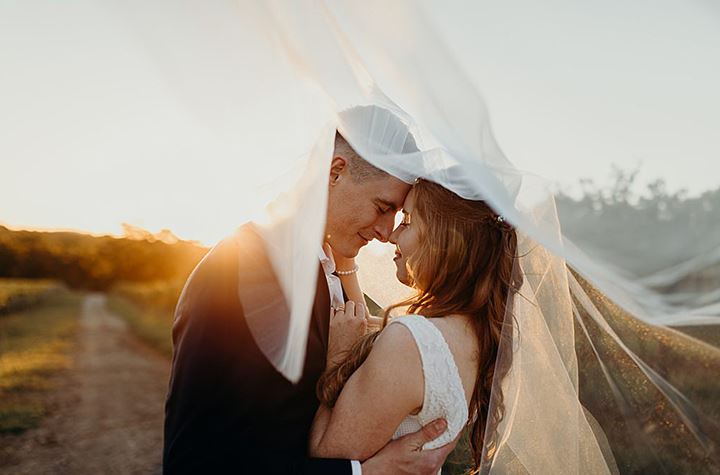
left=374, top=182, right=410, bottom=210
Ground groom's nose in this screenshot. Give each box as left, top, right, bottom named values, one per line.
left=372, top=214, right=395, bottom=242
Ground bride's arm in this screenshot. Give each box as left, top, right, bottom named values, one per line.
left=331, top=248, right=384, bottom=332
left=309, top=323, right=424, bottom=461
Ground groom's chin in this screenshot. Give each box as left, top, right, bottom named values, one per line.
left=339, top=247, right=360, bottom=260
left=344, top=246, right=361, bottom=258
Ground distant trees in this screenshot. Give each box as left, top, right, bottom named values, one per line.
left=0, top=226, right=208, bottom=290
left=556, top=166, right=720, bottom=275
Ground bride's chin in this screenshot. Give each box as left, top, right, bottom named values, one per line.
left=395, top=270, right=411, bottom=286
left=393, top=260, right=411, bottom=286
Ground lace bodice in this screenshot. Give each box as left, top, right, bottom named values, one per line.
left=390, top=315, right=469, bottom=450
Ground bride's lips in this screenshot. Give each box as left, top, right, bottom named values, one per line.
left=393, top=250, right=402, bottom=261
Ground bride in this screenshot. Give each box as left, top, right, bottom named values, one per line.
left=309, top=178, right=521, bottom=472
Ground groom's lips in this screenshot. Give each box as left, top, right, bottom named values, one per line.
left=358, top=234, right=370, bottom=245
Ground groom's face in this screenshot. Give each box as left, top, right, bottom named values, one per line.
left=326, top=157, right=410, bottom=258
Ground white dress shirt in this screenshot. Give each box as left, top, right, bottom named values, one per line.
left=318, top=243, right=345, bottom=309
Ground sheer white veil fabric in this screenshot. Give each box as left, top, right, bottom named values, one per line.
left=248, top=3, right=719, bottom=472
left=4, top=0, right=719, bottom=472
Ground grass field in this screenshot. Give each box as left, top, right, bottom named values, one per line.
left=106, top=296, right=174, bottom=358
left=0, top=279, right=64, bottom=315
left=107, top=279, right=183, bottom=358
left=0, top=291, right=81, bottom=434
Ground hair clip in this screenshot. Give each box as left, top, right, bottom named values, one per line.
left=491, top=214, right=512, bottom=231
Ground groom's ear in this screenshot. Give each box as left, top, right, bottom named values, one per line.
left=329, top=156, right=348, bottom=186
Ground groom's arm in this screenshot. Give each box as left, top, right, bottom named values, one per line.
left=361, top=421, right=455, bottom=475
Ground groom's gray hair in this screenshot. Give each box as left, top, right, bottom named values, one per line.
left=334, top=132, right=391, bottom=183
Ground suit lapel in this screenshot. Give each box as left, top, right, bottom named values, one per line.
left=313, top=264, right=331, bottom=354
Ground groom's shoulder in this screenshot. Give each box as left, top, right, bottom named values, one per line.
left=175, top=224, right=269, bottom=314
left=173, top=229, right=246, bottom=318
left=186, top=236, right=240, bottom=289
left=185, top=224, right=262, bottom=285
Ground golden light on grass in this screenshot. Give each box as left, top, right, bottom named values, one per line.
left=0, top=289, right=80, bottom=434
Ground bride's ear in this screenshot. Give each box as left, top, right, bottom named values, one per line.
left=329, top=156, right=347, bottom=186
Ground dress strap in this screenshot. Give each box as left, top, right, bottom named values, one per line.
left=389, top=315, right=469, bottom=449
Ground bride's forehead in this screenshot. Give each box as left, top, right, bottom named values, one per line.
left=402, top=188, right=416, bottom=210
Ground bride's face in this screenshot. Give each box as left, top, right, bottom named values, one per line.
left=389, top=189, right=421, bottom=286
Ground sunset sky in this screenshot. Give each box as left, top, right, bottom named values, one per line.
left=2, top=0, right=719, bottom=246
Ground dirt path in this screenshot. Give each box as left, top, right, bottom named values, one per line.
left=1, top=294, right=170, bottom=474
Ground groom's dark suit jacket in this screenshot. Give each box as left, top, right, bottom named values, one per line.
left=163, top=226, right=351, bottom=474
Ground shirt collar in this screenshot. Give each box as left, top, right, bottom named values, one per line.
left=318, top=242, right=336, bottom=275
left=319, top=243, right=345, bottom=308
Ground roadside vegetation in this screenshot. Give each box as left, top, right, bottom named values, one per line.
left=106, top=279, right=184, bottom=358
left=0, top=287, right=81, bottom=434
left=0, top=279, right=64, bottom=315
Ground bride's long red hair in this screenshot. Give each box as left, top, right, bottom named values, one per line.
left=317, top=179, right=522, bottom=473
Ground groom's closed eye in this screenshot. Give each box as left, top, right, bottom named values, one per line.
left=375, top=198, right=399, bottom=215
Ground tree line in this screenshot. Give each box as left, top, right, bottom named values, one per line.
left=556, top=167, right=720, bottom=276
left=0, top=225, right=208, bottom=290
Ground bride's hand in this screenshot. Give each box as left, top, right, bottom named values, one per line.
left=327, top=300, right=368, bottom=367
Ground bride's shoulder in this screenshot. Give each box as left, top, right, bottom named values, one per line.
left=369, top=319, right=425, bottom=382
left=377, top=316, right=420, bottom=348
left=357, top=319, right=424, bottom=409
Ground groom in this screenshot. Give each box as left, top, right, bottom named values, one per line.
left=163, top=132, right=454, bottom=474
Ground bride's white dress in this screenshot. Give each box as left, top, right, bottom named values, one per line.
left=389, top=315, right=469, bottom=453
